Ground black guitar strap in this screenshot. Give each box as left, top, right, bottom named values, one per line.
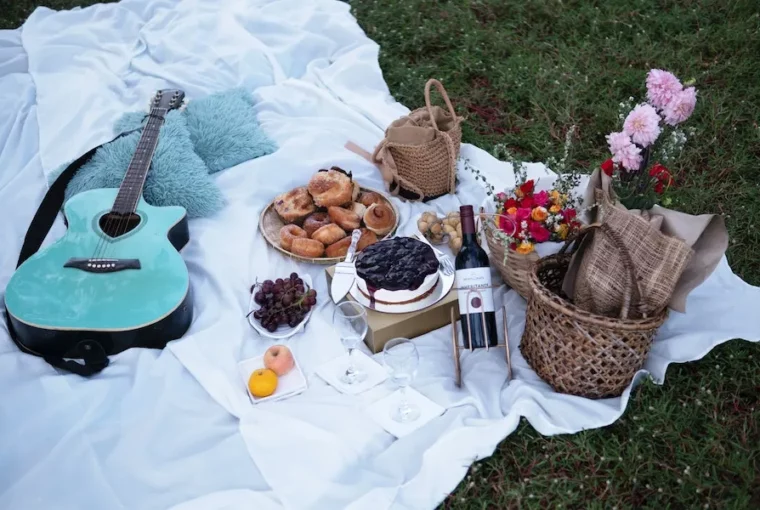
left=7, top=127, right=140, bottom=377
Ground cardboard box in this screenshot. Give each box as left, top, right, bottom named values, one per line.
left=325, top=266, right=460, bottom=353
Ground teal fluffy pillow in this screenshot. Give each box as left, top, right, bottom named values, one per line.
left=62, top=110, right=225, bottom=218
left=182, top=87, right=277, bottom=173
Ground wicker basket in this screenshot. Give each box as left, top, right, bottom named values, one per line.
left=520, top=224, right=668, bottom=399
left=479, top=210, right=536, bottom=300
left=484, top=230, right=537, bottom=300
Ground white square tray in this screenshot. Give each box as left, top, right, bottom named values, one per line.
left=238, top=353, right=307, bottom=404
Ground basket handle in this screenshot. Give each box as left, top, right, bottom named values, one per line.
left=559, top=223, right=645, bottom=320
left=424, top=79, right=457, bottom=132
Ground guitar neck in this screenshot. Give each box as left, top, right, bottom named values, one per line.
left=112, top=107, right=167, bottom=214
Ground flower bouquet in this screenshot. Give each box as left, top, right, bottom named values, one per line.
left=601, top=69, right=697, bottom=210
left=491, top=173, right=582, bottom=255
left=564, top=68, right=723, bottom=319
left=471, top=134, right=584, bottom=299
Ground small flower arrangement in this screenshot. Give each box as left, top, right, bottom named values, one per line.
left=492, top=174, right=581, bottom=255
left=469, top=128, right=583, bottom=255
left=603, top=69, right=697, bottom=209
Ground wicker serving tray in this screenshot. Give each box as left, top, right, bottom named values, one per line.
left=258, top=186, right=400, bottom=265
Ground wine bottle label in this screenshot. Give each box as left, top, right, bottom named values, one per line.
left=455, top=268, right=495, bottom=314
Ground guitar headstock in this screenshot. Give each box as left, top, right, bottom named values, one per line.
left=151, top=89, right=186, bottom=111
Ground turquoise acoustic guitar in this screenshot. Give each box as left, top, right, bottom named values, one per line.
left=4, top=90, right=193, bottom=373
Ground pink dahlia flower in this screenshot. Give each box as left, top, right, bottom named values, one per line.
left=623, top=103, right=661, bottom=147
left=663, top=86, right=697, bottom=125
left=646, top=69, right=683, bottom=110
left=606, top=131, right=632, bottom=154
left=615, top=144, right=643, bottom=171
left=606, top=131, right=642, bottom=171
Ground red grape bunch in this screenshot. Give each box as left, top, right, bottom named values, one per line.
left=248, top=272, right=317, bottom=333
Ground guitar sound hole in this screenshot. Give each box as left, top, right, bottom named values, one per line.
left=99, top=212, right=141, bottom=238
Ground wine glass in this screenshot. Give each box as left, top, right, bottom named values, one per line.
left=332, top=301, right=368, bottom=385
left=382, top=338, right=420, bottom=423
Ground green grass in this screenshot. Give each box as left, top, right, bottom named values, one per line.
left=3, top=1, right=760, bottom=508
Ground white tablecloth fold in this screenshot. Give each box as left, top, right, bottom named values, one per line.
left=1, top=1, right=758, bottom=509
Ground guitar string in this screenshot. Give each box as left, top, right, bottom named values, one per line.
left=115, top=115, right=163, bottom=238
left=102, top=120, right=156, bottom=258
left=100, top=113, right=164, bottom=261
left=92, top=126, right=149, bottom=260
left=90, top=125, right=144, bottom=260
left=93, top=159, right=140, bottom=260
left=91, top=104, right=157, bottom=261
left=92, top=116, right=157, bottom=261
left=92, top=95, right=174, bottom=263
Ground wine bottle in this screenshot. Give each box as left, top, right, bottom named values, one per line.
left=454, top=205, right=498, bottom=348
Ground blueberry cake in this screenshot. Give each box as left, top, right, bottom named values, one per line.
left=354, top=237, right=439, bottom=305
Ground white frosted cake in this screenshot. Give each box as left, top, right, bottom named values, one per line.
left=353, top=237, right=440, bottom=305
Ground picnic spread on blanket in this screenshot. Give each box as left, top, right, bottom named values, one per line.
left=1, top=1, right=759, bottom=509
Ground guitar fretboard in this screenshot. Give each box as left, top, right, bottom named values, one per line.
left=112, top=107, right=167, bottom=214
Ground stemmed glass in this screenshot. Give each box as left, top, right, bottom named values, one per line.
left=333, top=301, right=368, bottom=385
left=382, top=338, right=420, bottom=423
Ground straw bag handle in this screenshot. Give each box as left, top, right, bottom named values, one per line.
left=425, top=79, right=459, bottom=196
left=424, top=79, right=458, bottom=132
left=559, top=223, right=646, bottom=320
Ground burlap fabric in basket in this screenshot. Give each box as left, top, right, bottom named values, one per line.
left=521, top=224, right=668, bottom=399
left=570, top=189, right=693, bottom=318
left=564, top=168, right=728, bottom=317
left=370, top=79, right=463, bottom=201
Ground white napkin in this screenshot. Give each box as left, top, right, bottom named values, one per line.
left=364, top=387, right=445, bottom=438
left=315, top=351, right=388, bottom=395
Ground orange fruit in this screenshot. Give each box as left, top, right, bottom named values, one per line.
left=248, top=368, right=278, bottom=398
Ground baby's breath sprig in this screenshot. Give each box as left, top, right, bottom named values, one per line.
left=654, top=126, right=694, bottom=164
left=462, top=156, right=495, bottom=197
left=492, top=143, right=528, bottom=188
left=547, top=125, right=582, bottom=208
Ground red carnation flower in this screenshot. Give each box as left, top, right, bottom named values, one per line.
left=649, top=163, right=672, bottom=181
left=516, top=207, right=532, bottom=224
left=529, top=221, right=551, bottom=243
left=499, top=213, right=518, bottom=235
left=601, top=158, right=614, bottom=176
left=519, top=179, right=535, bottom=195
left=650, top=163, right=675, bottom=189
left=562, top=208, right=577, bottom=222
left=505, top=198, right=517, bottom=210
left=519, top=195, right=535, bottom=209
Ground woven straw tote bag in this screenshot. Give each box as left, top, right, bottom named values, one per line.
left=521, top=224, right=668, bottom=399
left=371, top=79, right=463, bottom=201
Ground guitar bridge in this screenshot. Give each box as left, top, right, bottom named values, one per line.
left=64, top=258, right=141, bottom=273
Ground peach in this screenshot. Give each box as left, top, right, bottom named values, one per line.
left=263, top=344, right=294, bottom=376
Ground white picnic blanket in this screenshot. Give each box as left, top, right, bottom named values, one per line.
left=1, top=1, right=759, bottom=509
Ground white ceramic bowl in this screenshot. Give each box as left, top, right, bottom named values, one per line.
left=247, top=274, right=314, bottom=339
